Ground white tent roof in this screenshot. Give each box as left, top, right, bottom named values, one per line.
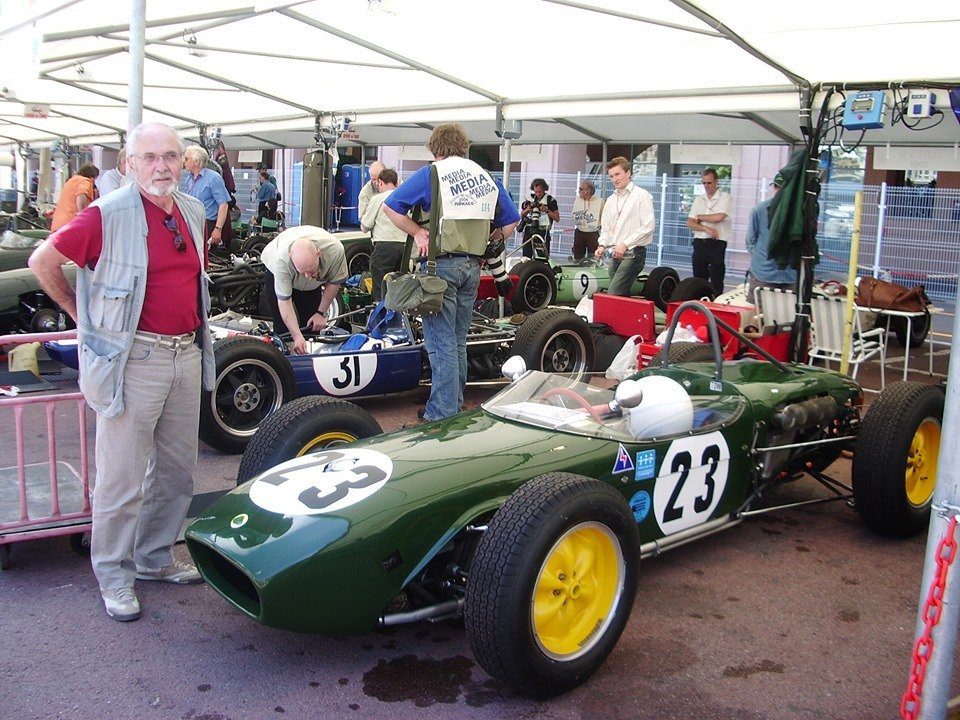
left=1, top=0, right=957, bottom=149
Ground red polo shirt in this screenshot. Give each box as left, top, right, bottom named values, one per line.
left=51, top=192, right=203, bottom=335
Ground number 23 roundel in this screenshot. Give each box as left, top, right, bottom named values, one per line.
left=653, top=431, right=729, bottom=534
left=249, top=449, right=393, bottom=516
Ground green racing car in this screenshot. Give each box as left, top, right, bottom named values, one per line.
left=185, top=302, right=943, bottom=697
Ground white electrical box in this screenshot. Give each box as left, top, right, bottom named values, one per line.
left=906, top=91, right=937, bottom=118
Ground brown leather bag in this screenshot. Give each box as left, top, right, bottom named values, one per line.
left=856, top=277, right=930, bottom=313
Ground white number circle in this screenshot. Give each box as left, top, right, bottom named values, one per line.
left=249, top=448, right=393, bottom=516
left=313, top=353, right=378, bottom=396
left=575, top=272, right=598, bottom=300
left=653, top=431, right=729, bottom=535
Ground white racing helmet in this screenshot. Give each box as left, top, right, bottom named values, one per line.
left=627, top=376, right=694, bottom=439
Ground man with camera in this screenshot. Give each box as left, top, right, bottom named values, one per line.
left=519, top=178, right=559, bottom=259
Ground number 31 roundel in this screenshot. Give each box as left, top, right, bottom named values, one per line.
left=653, top=431, right=729, bottom=534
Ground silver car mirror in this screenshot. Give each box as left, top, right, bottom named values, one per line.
left=613, top=380, right=644, bottom=410
left=502, top=355, right=527, bottom=382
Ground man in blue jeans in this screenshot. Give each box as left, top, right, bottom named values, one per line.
left=383, top=124, right=519, bottom=421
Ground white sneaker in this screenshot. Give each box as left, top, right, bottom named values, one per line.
left=101, top=587, right=141, bottom=622
left=135, top=560, right=203, bottom=585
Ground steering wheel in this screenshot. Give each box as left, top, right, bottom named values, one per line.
left=539, top=387, right=605, bottom=423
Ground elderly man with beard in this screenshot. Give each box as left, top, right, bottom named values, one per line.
left=29, top=122, right=214, bottom=622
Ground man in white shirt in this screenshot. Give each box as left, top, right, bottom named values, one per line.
left=361, top=168, right=408, bottom=301
left=571, top=179, right=604, bottom=260
left=686, top=168, right=733, bottom=296
left=594, top=157, right=655, bottom=296
left=95, top=149, right=126, bottom=197
left=357, top=161, right=385, bottom=219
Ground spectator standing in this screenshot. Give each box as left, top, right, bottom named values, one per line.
left=746, top=173, right=796, bottom=298
left=256, top=170, right=279, bottom=221
left=519, top=178, right=560, bottom=259
left=384, top=123, right=519, bottom=421
left=95, top=150, right=126, bottom=197
left=360, top=168, right=408, bottom=301
left=51, top=164, right=99, bottom=231
left=181, top=145, right=231, bottom=253
left=594, top=157, right=655, bottom=296
left=29, top=122, right=213, bottom=622
left=259, top=225, right=349, bottom=355
left=570, top=179, right=604, bottom=260
left=687, top=168, right=733, bottom=296
left=357, top=161, right=384, bottom=219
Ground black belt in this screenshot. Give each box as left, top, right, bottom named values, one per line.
left=434, top=253, right=478, bottom=259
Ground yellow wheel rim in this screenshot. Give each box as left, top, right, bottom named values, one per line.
left=296, top=431, right=357, bottom=456
left=906, top=418, right=940, bottom=508
left=531, top=521, right=625, bottom=660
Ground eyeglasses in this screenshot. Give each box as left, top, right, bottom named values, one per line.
left=136, top=151, right=183, bottom=166
left=163, top=214, right=187, bottom=253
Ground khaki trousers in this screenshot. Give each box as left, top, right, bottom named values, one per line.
left=90, top=338, right=201, bottom=590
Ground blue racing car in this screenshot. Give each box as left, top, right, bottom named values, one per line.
left=198, top=305, right=595, bottom=453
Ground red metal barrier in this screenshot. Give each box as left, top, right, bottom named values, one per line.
left=0, top=331, right=92, bottom=557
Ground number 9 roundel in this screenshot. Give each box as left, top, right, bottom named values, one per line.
left=652, top=432, right=729, bottom=534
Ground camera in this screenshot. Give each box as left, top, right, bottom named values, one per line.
left=527, top=192, right=542, bottom=225
left=483, top=237, right=512, bottom=296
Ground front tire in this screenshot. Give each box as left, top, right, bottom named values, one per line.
left=237, top=396, right=383, bottom=484
left=465, top=473, right=640, bottom=698
left=199, top=337, right=297, bottom=454
left=853, top=381, right=944, bottom=536
left=512, top=308, right=594, bottom=376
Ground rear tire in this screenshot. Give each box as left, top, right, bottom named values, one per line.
left=891, top=312, right=931, bottom=349
left=512, top=308, right=594, bottom=376
left=344, top=239, right=373, bottom=276
left=241, top=233, right=270, bottom=255
left=641, top=267, right=680, bottom=311
left=465, top=473, right=640, bottom=698
left=649, top=341, right=717, bottom=366
left=237, top=396, right=383, bottom=484
left=669, top=277, right=715, bottom=303
left=513, top=261, right=557, bottom=314
left=853, top=381, right=944, bottom=536
left=69, top=532, right=91, bottom=557
left=200, top=337, right=297, bottom=454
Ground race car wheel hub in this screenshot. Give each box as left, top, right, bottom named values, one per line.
left=906, top=418, right=940, bottom=508
left=213, top=359, right=285, bottom=437
left=233, top=383, right=262, bottom=412
left=296, top=431, right=358, bottom=456
left=540, top=330, right=587, bottom=373
left=531, top=521, right=625, bottom=661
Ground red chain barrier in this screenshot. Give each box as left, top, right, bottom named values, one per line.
left=901, top=515, right=959, bottom=720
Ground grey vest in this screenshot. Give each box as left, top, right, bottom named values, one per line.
left=75, top=184, right=215, bottom=417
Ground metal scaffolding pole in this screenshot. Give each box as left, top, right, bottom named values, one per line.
left=502, top=138, right=512, bottom=198
left=127, top=0, right=146, bottom=131
left=914, top=277, right=960, bottom=719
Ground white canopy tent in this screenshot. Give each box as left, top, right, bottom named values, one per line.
left=0, top=0, right=957, bottom=150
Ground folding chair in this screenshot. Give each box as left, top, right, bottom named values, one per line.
left=753, top=287, right=797, bottom=330
left=808, top=295, right=885, bottom=389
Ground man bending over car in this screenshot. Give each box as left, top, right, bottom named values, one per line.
left=260, top=225, right=348, bottom=355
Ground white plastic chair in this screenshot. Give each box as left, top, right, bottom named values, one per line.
left=808, top=295, right=885, bottom=389
left=753, top=287, right=797, bottom=329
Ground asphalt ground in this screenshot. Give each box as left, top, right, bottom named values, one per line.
left=1, top=349, right=958, bottom=720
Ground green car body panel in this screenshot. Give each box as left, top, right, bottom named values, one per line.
left=186, top=360, right=860, bottom=635
left=554, top=262, right=644, bottom=304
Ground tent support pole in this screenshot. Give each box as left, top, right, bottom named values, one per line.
left=128, top=0, right=146, bottom=131
left=600, top=143, right=608, bottom=197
